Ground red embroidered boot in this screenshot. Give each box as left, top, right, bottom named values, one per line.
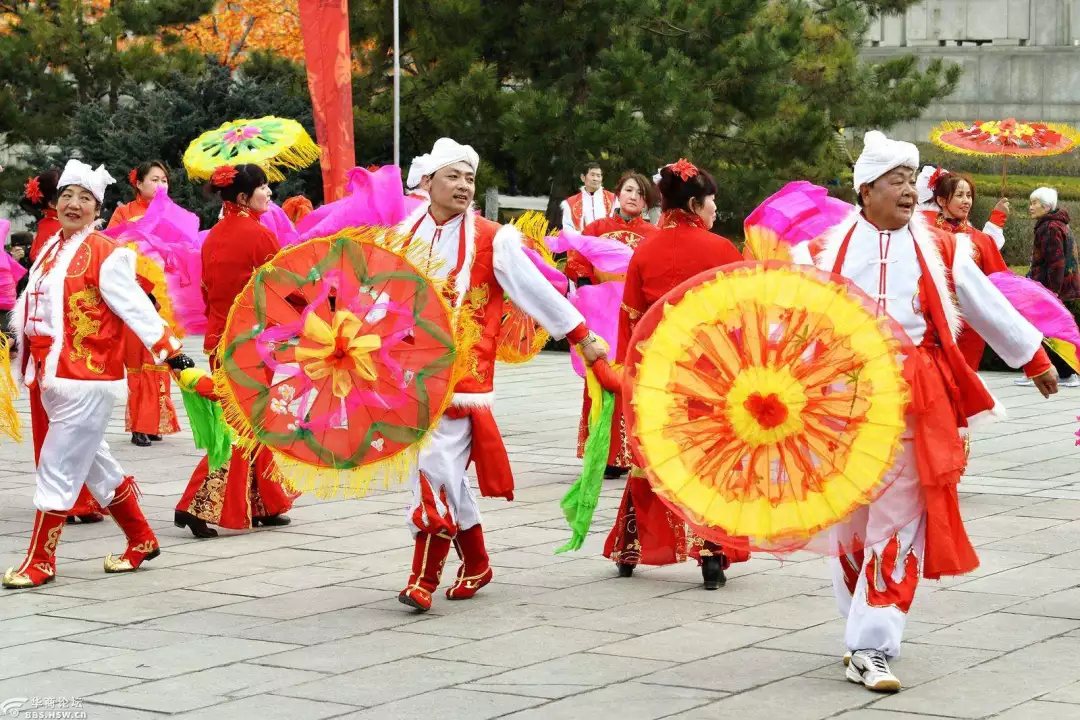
left=446, top=524, right=493, bottom=600
left=103, top=478, right=160, bottom=573
left=2, top=510, right=66, bottom=589
left=398, top=531, right=452, bottom=611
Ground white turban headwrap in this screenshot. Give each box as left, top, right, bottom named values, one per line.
left=58, top=159, right=116, bottom=204
left=915, top=164, right=950, bottom=208
left=406, top=154, right=430, bottom=190
left=853, top=131, right=919, bottom=190
left=425, top=138, right=479, bottom=177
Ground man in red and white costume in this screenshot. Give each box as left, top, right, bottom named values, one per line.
left=2, top=159, right=190, bottom=589
left=560, top=162, right=615, bottom=233
left=396, top=139, right=606, bottom=612
left=792, top=132, right=1058, bottom=692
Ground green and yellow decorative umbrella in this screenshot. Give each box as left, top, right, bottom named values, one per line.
left=184, top=116, right=320, bottom=183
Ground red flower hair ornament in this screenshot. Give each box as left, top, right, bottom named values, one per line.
left=24, top=176, right=43, bottom=204
left=668, top=158, right=699, bottom=182
left=211, top=165, right=238, bottom=188
left=128, top=168, right=139, bottom=187
left=927, top=166, right=949, bottom=190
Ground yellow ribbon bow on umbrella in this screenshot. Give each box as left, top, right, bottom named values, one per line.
left=296, top=310, right=382, bottom=398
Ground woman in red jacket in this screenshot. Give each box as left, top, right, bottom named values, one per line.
left=605, top=160, right=750, bottom=590
left=924, top=172, right=1010, bottom=370
left=21, top=169, right=62, bottom=263
left=108, top=161, right=170, bottom=229
left=174, top=164, right=296, bottom=538
left=574, top=171, right=659, bottom=479
left=110, top=162, right=181, bottom=448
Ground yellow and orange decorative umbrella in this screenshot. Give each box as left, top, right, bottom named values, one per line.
left=931, top=118, right=1079, bottom=192
left=184, top=116, right=320, bottom=183
left=625, top=261, right=912, bottom=551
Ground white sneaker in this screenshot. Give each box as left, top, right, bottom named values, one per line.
left=1014, top=377, right=1035, bottom=387
left=846, top=649, right=901, bottom=693
left=1061, top=375, right=1080, bottom=388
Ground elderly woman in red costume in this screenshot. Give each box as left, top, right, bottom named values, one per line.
left=21, top=167, right=105, bottom=523
left=107, top=161, right=181, bottom=448
left=605, top=159, right=751, bottom=591
left=3, top=159, right=190, bottom=588
left=573, top=171, right=659, bottom=479
left=173, top=163, right=296, bottom=539
left=916, top=167, right=1010, bottom=370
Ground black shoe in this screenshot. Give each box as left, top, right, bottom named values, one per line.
left=617, top=562, right=635, bottom=578
left=147, top=435, right=163, bottom=442
left=131, top=433, right=151, bottom=447
left=604, top=465, right=628, bottom=480
left=174, top=510, right=218, bottom=538
left=252, top=514, right=291, bottom=527
left=701, top=556, right=726, bottom=590
left=66, top=513, right=104, bottom=524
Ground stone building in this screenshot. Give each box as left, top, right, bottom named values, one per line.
left=863, top=0, right=1080, bottom=141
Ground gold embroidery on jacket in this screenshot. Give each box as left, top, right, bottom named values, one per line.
left=68, top=288, right=104, bottom=374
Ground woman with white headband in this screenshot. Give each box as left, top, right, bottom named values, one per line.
left=3, top=159, right=193, bottom=589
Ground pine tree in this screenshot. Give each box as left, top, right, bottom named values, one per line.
left=60, top=59, right=319, bottom=227
left=349, top=0, right=959, bottom=233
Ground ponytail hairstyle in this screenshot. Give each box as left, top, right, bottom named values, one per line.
left=656, top=160, right=717, bottom=213
left=209, top=163, right=269, bottom=204
left=19, top=168, right=61, bottom=216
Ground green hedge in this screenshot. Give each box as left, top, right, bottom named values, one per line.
left=969, top=174, right=1080, bottom=201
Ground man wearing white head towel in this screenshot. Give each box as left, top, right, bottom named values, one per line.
left=3, top=159, right=191, bottom=589
left=396, top=138, right=606, bottom=612
left=791, top=131, right=1058, bottom=691
left=405, top=153, right=430, bottom=202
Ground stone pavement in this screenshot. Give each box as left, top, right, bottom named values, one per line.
left=1, top=351, right=1080, bottom=720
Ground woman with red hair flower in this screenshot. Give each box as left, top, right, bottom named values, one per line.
left=605, top=160, right=751, bottom=590
left=21, top=169, right=62, bottom=263
left=173, top=163, right=298, bottom=539
left=108, top=161, right=170, bottom=229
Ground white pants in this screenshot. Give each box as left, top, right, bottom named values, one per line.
left=405, top=415, right=482, bottom=536
left=35, top=389, right=126, bottom=512
left=830, top=431, right=926, bottom=658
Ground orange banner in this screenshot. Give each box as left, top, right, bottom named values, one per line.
left=298, top=0, right=356, bottom=202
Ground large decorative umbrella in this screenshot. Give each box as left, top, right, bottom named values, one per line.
left=215, top=227, right=458, bottom=497
left=184, top=116, right=320, bottom=183
left=625, top=261, right=912, bottom=552
left=931, top=118, right=1079, bottom=192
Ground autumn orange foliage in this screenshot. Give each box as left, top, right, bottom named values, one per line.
left=175, top=0, right=305, bottom=67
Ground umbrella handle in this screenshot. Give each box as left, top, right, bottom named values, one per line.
left=591, top=359, right=622, bottom=393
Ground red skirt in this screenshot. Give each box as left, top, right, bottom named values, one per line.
left=126, top=365, right=180, bottom=435
left=577, top=386, right=632, bottom=468
left=176, top=447, right=296, bottom=530
left=604, top=471, right=751, bottom=567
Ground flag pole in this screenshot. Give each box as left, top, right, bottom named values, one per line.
left=393, top=0, right=401, bottom=168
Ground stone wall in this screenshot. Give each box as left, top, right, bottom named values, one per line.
left=861, top=0, right=1080, bottom=141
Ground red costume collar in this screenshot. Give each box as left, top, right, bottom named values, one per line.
left=934, top=213, right=970, bottom=234
left=222, top=201, right=257, bottom=219
left=660, top=209, right=707, bottom=230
